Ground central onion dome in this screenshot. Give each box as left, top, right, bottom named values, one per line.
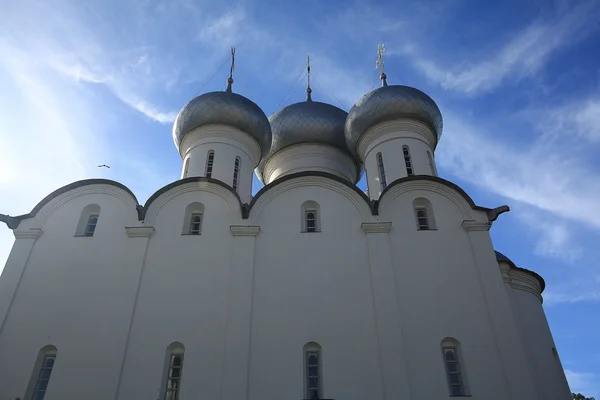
left=172, top=82, right=272, bottom=157
left=345, top=82, right=443, bottom=160
left=257, top=89, right=360, bottom=183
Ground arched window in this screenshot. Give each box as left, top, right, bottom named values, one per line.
left=427, top=151, right=437, bottom=176
left=162, top=342, right=185, bottom=400
left=75, top=204, right=101, bottom=237
left=441, top=338, right=468, bottom=396
left=205, top=150, right=215, bottom=178
left=304, top=342, right=322, bottom=399
left=376, top=152, right=387, bottom=190
left=27, top=345, right=57, bottom=400
left=182, top=157, right=190, bottom=178
left=413, top=198, right=436, bottom=230
left=403, top=145, right=414, bottom=176
left=233, top=156, right=241, bottom=191
left=301, top=201, right=321, bottom=233
left=182, top=203, right=205, bottom=235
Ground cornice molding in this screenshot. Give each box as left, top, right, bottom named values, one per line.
left=14, top=228, right=43, bottom=239
left=361, top=222, right=392, bottom=234
left=461, top=220, right=491, bottom=231
left=508, top=269, right=543, bottom=302
left=230, top=225, right=261, bottom=236
left=180, top=124, right=261, bottom=166
left=357, top=119, right=436, bottom=161
left=263, top=144, right=357, bottom=185
left=125, top=226, right=155, bottom=238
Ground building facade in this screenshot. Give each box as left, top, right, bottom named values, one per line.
left=0, top=69, right=571, bottom=400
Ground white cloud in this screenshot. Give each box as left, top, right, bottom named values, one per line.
left=565, top=369, right=600, bottom=397
left=518, top=212, right=583, bottom=263
left=544, top=291, right=600, bottom=305
left=438, top=111, right=600, bottom=229
left=411, top=1, right=600, bottom=95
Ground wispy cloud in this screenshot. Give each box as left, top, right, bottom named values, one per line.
left=410, top=1, right=600, bottom=95
left=565, top=369, right=600, bottom=397
left=544, top=291, right=600, bottom=305
left=438, top=111, right=600, bottom=228
left=519, top=212, right=583, bottom=263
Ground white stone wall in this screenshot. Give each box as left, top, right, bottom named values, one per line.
left=179, top=124, right=261, bottom=203
left=502, top=264, right=572, bottom=399
left=358, top=120, right=438, bottom=200
left=0, top=176, right=564, bottom=400
left=262, top=144, right=358, bottom=184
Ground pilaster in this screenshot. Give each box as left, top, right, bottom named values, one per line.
left=221, top=225, right=260, bottom=400
left=465, top=229, right=539, bottom=400
left=361, top=222, right=411, bottom=399
left=0, top=229, right=43, bottom=334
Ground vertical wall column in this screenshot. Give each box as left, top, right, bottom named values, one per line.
left=0, top=229, right=43, bottom=334
left=361, top=222, right=411, bottom=400
left=462, top=221, right=539, bottom=400
left=222, top=225, right=260, bottom=400
left=115, top=226, right=155, bottom=400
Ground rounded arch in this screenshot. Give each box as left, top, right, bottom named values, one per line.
left=413, top=197, right=437, bottom=230
left=143, top=177, right=243, bottom=224
left=247, top=171, right=373, bottom=222
left=75, top=204, right=101, bottom=236
left=2, top=179, right=139, bottom=229
left=182, top=202, right=205, bottom=234
left=378, top=175, right=490, bottom=221
left=26, top=344, right=58, bottom=400
left=303, top=342, right=323, bottom=399
left=301, top=201, right=321, bottom=233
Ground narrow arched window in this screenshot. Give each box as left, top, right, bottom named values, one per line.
left=301, top=201, right=321, bottom=233
left=75, top=204, right=101, bottom=237
left=205, top=151, right=215, bottom=178
left=84, top=214, right=99, bottom=236
left=189, top=213, right=202, bottom=235
left=232, top=156, right=241, bottom=191
left=427, top=151, right=437, bottom=176
left=183, top=203, right=204, bottom=235
left=413, top=198, right=436, bottom=230
left=182, top=157, right=190, bottom=178
left=416, top=208, right=429, bottom=230
left=376, top=152, right=387, bottom=189
left=162, top=342, right=185, bottom=400
left=306, top=211, right=316, bottom=232
left=441, top=338, right=468, bottom=396
left=27, top=345, right=57, bottom=400
left=403, top=145, right=414, bottom=176
left=304, top=342, right=322, bottom=399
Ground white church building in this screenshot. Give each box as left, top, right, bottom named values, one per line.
left=0, top=54, right=572, bottom=400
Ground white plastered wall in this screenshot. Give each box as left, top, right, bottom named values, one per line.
left=179, top=124, right=261, bottom=203
left=358, top=119, right=438, bottom=200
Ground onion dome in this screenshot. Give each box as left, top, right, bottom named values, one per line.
left=345, top=81, right=443, bottom=160
left=256, top=87, right=360, bottom=182
left=172, top=78, right=272, bottom=157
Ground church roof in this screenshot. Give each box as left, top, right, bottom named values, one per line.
left=495, top=251, right=545, bottom=292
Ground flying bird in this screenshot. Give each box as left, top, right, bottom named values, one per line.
left=98, top=164, right=110, bottom=168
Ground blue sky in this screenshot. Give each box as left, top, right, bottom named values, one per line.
left=1, top=0, right=599, bottom=395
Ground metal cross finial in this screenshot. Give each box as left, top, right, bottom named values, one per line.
left=306, top=53, right=313, bottom=101
left=226, top=46, right=236, bottom=92
left=376, top=44, right=388, bottom=87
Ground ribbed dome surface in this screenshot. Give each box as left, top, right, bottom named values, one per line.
left=257, top=100, right=359, bottom=182
left=345, top=85, right=443, bottom=158
left=172, top=91, right=272, bottom=156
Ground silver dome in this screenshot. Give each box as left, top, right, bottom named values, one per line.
left=257, top=100, right=360, bottom=182
left=172, top=91, right=272, bottom=156
left=345, top=85, right=443, bottom=159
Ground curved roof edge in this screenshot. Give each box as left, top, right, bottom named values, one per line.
left=0, top=174, right=505, bottom=229
left=376, top=175, right=507, bottom=218
left=0, top=179, right=139, bottom=230
left=495, top=251, right=546, bottom=292
left=142, top=177, right=243, bottom=218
